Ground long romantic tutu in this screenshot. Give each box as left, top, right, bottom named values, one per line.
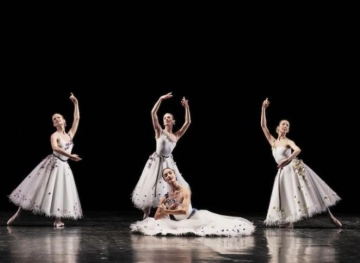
left=131, top=152, right=189, bottom=210
left=131, top=131, right=190, bottom=210
left=130, top=210, right=255, bottom=237
left=8, top=154, right=83, bottom=219
left=264, top=158, right=341, bottom=226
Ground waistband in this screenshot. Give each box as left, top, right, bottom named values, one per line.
left=52, top=154, right=68, bottom=162
left=170, top=208, right=198, bottom=221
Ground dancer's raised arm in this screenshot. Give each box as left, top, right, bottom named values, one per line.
left=261, top=98, right=275, bottom=145
left=68, top=92, right=80, bottom=139
left=151, top=92, right=173, bottom=138
left=174, top=96, right=191, bottom=140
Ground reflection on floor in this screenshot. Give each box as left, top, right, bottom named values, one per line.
left=1, top=210, right=359, bottom=263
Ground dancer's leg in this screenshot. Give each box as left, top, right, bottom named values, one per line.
left=327, top=208, right=342, bottom=228
left=7, top=207, right=22, bottom=225
left=143, top=207, right=151, bottom=219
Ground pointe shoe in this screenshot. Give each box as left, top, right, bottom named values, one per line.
left=7, top=217, right=16, bottom=226
left=53, top=221, right=65, bottom=227
left=329, top=215, right=342, bottom=228
left=7, top=213, right=20, bottom=226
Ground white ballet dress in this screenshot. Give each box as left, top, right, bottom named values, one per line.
left=131, top=130, right=190, bottom=210
left=264, top=146, right=341, bottom=226
left=8, top=135, right=83, bottom=219
left=130, top=192, right=255, bottom=237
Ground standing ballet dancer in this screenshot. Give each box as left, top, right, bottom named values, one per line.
left=131, top=92, right=191, bottom=219
left=261, top=97, right=342, bottom=228
left=7, top=92, right=83, bottom=227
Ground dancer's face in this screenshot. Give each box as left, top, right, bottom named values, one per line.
left=277, top=120, right=290, bottom=134
left=162, top=168, right=176, bottom=183
left=163, top=113, right=174, bottom=126
left=52, top=113, right=65, bottom=128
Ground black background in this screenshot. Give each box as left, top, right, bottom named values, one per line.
left=1, top=11, right=358, bottom=217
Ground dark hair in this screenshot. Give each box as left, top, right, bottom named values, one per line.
left=276, top=119, right=290, bottom=133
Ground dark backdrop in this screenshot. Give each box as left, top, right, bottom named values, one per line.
left=1, top=14, right=357, bottom=217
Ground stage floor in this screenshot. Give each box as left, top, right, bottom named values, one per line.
left=1, top=210, right=359, bottom=263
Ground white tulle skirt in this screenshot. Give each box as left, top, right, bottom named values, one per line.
left=8, top=154, right=83, bottom=219
left=264, top=158, right=341, bottom=226
left=131, top=152, right=190, bottom=210
left=130, top=210, right=255, bottom=237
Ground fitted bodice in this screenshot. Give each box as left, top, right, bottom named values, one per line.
left=173, top=203, right=193, bottom=220
left=53, top=137, right=74, bottom=161
left=164, top=192, right=193, bottom=221
left=155, top=131, right=176, bottom=157
left=272, top=146, right=291, bottom=164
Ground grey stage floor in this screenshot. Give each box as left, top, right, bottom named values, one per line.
left=0, top=210, right=359, bottom=263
